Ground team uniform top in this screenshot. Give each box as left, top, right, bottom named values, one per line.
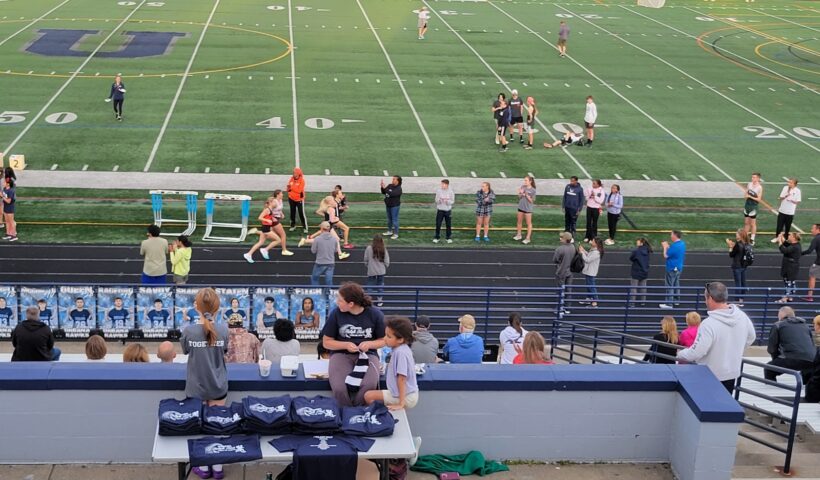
left=69, top=308, right=92, bottom=327
left=2, top=186, right=15, bottom=214
left=261, top=207, right=276, bottom=232
left=39, top=308, right=54, bottom=327
left=259, top=310, right=278, bottom=329
left=108, top=307, right=130, bottom=328
left=744, top=182, right=762, bottom=217
left=147, top=309, right=171, bottom=328
left=508, top=97, right=524, bottom=123
left=223, top=308, right=247, bottom=324
left=0, top=307, right=14, bottom=326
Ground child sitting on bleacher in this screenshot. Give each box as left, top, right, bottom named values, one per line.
left=513, top=332, right=553, bottom=365
left=365, top=316, right=418, bottom=410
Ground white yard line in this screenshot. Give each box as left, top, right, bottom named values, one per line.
left=425, top=0, right=591, bottom=179
left=287, top=0, right=301, bottom=168
left=355, top=0, right=447, bottom=176
left=489, top=1, right=733, bottom=181
left=748, top=8, right=820, bottom=34
left=144, top=0, right=221, bottom=172
left=3, top=1, right=148, bottom=155
left=0, top=0, right=73, bottom=48
left=576, top=5, right=820, bottom=154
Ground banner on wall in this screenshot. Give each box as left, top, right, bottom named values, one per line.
left=137, top=287, right=173, bottom=334
left=216, top=287, right=251, bottom=330
left=59, top=286, right=95, bottom=332
left=20, top=287, right=58, bottom=329
left=174, top=287, right=200, bottom=331
left=291, top=288, right=327, bottom=340
left=98, top=287, right=135, bottom=336
left=0, top=285, right=18, bottom=331
left=252, top=287, right=288, bottom=333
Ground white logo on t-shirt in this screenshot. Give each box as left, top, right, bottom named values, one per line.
left=297, top=407, right=335, bottom=418
left=161, top=410, right=199, bottom=421
left=310, top=436, right=337, bottom=451
left=248, top=403, right=286, bottom=414
left=349, top=412, right=382, bottom=425
left=204, top=443, right=247, bottom=454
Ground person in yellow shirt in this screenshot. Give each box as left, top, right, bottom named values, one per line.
left=169, top=235, right=192, bottom=285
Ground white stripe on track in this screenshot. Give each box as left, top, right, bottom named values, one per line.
left=489, top=2, right=731, bottom=181
left=426, top=0, right=591, bottom=179
left=144, top=0, right=221, bottom=172
left=0, top=0, right=73, bottom=48
left=287, top=0, right=301, bottom=168
left=3, top=1, right=148, bottom=156
left=355, top=0, right=447, bottom=176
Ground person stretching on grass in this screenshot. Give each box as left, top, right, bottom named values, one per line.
left=544, top=130, right=583, bottom=148
left=244, top=191, right=293, bottom=263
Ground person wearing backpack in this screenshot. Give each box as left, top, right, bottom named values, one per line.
left=727, top=228, right=752, bottom=306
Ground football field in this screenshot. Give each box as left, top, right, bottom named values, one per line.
left=0, top=0, right=818, bottom=187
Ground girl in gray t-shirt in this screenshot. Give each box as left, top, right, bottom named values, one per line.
left=514, top=176, right=537, bottom=245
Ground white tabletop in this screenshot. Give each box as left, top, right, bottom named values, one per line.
left=152, top=409, right=414, bottom=462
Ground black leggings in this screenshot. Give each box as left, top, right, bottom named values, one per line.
left=289, top=198, right=306, bottom=228
left=775, top=213, right=794, bottom=237
left=584, top=207, right=599, bottom=241
left=113, top=99, right=123, bottom=116
left=607, top=212, right=620, bottom=239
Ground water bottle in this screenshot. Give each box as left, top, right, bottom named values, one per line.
left=380, top=346, right=392, bottom=375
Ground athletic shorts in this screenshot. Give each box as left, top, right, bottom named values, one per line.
left=585, top=121, right=594, bottom=129
left=810, top=264, right=819, bottom=279
left=511, top=116, right=524, bottom=125
left=525, top=122, right=534, bottom=133
left=382, top=389, right=419, bottom=409
left=418, top=19, right=427, bottom=28
left=558, top=38, right=567, bottom=46
left=743, top=209, right=757, bottom=219
left=497, top=124, right=509, bottom=136
left=261, top=224, right=272, bottom=233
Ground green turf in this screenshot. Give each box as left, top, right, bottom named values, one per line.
left=0, top=0, right=818, bottom=182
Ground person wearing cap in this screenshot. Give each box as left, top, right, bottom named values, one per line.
left=287, top=167, right=308, bottom=233
left=224, top=314, right=260, bottom=364
left=442, top=314, right=484, bottom=364
left=310, top=221, right=340, bottom=286
left=553, top=232, right=576, bottom=288
left=508, top=89, right=525, bottom=145
left=411, top=315, right=439, bottom=364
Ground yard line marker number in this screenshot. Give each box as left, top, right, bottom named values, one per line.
left=144, top=0, right=221, bottom=172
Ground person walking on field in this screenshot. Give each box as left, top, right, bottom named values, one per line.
left=743, top=173, right=763, bottom=245
left=604, top=184, right=623, bottom=245
left=381, top=176, right=403, bottom=240
left=583, top=96, right=597, bottom=146
left=287, top=167, right=308, bottom=233
left=433, top=179, right=455, bottom=244
left=583, top=179, right=604, bottom=243
left=417, top=6, right=429, bottom=40
left=557, top=20, right=569, bottom=57
left=772, top=178, right=801, bottom=242
left=106, top=74, right=126, bottom=121
left=561, top=176, right=584, bottom=237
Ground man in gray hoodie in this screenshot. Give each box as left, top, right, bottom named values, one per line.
left=411, top=315, right=439, bottom=364
left=310, top=222, right=338, bottom=286
left=766, top=306, right=816, bottom=382
left=433, top=179, right=455, bottom=243
left=553, top=231, right=576, bottom=287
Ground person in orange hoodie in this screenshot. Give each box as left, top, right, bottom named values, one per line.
left=287, top=167, right=308, bottom=233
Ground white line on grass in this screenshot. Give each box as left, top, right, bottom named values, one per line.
left=428, top=0, right=591, bottom=178
left=287, top=0, right=301, bottom=168
left=144, top=0, right=220, bottom=172
left=3, top=1, right=147, bottom=156
left=355, top=0, right=447, bottom=176
left=0, top=0, right=73, bottom=48
left=490, top=2, right=728, bottom=180
left=749, top=8, right=820, bottom=34
left=812, top=177, right=820, bottom=184
left=625, top=6, right=817, bottom=95
left=609, top=6, right=820, bottom=154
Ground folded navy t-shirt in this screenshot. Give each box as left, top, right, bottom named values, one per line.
left=291, top=395, right=341, bottom=434
left=188, top=434, right=262, bottom=467
left=202, top=402, right=245, bottom=435
left=158, top=397, right=202, bottom=436
left=341, top=402, right=396, bottom=437
left=270, top=435, right=375, bottom=480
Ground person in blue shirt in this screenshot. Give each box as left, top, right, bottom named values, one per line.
left=442, top=314, right=484, bottom=364
left=146, top=299, right=170, bottom=329
left=37, top=299, right=54, bottom=327
left=68, top=297, right=92, bottom=328
left=107, top=297, right=130, bottom=329
left=106, top=74, right=126, bottom=121
left=0, top=297, right=14, bottom=326
left=561, top=176, right=584, bottom=237
left=660, top=230, right=687, bottom=309
left=222, top=298, right=247, bottom=326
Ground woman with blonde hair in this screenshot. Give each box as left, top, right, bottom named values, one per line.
left=644, top=316, right=679, bottom=364
left=298, top=193, right=350, bottom=260
left=513, top=331, right=553, bottom=365
left=679, top=312, right=701, bottom=348
left=122, top=343, right=149, bottom=362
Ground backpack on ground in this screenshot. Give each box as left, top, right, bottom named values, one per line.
left=741, top=243, right=755, bottom=267
left=570, top=253, right=585, bottom=273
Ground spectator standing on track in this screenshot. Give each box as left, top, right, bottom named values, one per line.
left=557, top=20, right=569, bottom=57
left=513, top=332, right=553, bottom=365
left=677, top=282, right=756, bottom=393
left=287, top=167, right=308, bottom=233
left=106, top=74, right=126, bottom=121
left=513, top=175, right=536, bottom=245
left=499, top=312, right=527, bottom=365
left=802, top=223, right=819, bottom=302
left=508, top=89, right=525, bottom=145
left=417, top=6, right=429, bottom=39
left=679, top=312, right=701, bottom=348
left=411, top=315, right=439, bottom=364
left=604, top=184, right=623, bottom=245
left=169, top=235, right=192, bottom=285
left=727, top=228, right=752, bottom=306
left=2, top=177, right=17, bottom=242
left=11, top=306, right=59, bottom=361
left=776, top=232, right=802, bottom=303
left=561, top=176, right=584, bottom=237
left=261, top=319, right=300, bottom=365
left=225, top=315, right=260, bottom=364
left=644, top=316, right=679, bottom=364
left=659, top=230, right=686, bottom=309
left=583, top=179, right=604, bottom=243
left=553, top=232, right=576, bottom=289
left=140, top=224, right=168, bottom=285
left=157, top=341, right=176, bottom=363
left=433, top=179, right=455, bottom=244
left=743, top=172, right=763, bottom=245
left=310, top=222, right=339, bottom=286
left=381, top=176, right=403, bottom=240
left=578, top=237, right=603, bottom=308
left=772, top=178, right=801, bottom=242
left=364, top=234, right=390, bottom=306
left=629, top=237, right=651, bottom=306
left=475, top=182, right=495, bottom=243
left=583, top=96, right=597, bottom=147
left=442, top=314, right=484, bottom=364
left=765, top=306, right=815, bottom=382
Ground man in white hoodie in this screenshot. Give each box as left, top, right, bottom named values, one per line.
left=677, top=282, right=756, bottom=393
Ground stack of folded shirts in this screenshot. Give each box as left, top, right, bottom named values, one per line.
left=158, top=397, right=202, bottom=436
left=291, top=395, right=342, bottom=435
left=243, top=395, right=293, bottom=435
left=341, top=402, right=396, bottom=437
left=202, top=402, right=245, bottom=435
left=188, top=434, right=263, bottom=466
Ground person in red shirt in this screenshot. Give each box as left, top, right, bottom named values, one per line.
left=513, top=331, right=554, bottom=365
left=287, top=167, right=307, bottom=233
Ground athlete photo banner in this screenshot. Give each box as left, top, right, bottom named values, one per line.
left=217, top=287, right=251, bottom=329
left=252, top=287, right=288, bottom=332
left=20, top=286, right=58, bottom=328
left=137, top=287, right=173, bottom=330
left=174, top=287, right=200, bottom=330
left=59, top=286, right=95, bottom=329
left=0, top=285, right=18, bottom=328
left=291, top=288, right=328, bottom=338
left=98, top=287, right=135, bottom=331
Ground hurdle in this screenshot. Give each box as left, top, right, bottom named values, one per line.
left=149, top=190, right=198, bottom=236
left=202, top=193, right=252, bottom=243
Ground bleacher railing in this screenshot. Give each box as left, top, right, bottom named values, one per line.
left=550, top=319, right=805, bottom=475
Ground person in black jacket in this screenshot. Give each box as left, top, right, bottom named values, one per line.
left=766, top=306, right=815, bottom=382
left=380, top=176, right=402, bottom=240
left=106, top=74, right=126, bottom=121
left=629, top=237, right=651, bottom=306
left=561, top=176, right=584, bottom=237
left=802, top=223, right=819, bottom=302
left=777, top=232, right=801, bottom=303
left=644, top=316, right=679, bottom=364
left=11, top=306, right=59, bottom=361
left=727, top=228, right=751, bottom=306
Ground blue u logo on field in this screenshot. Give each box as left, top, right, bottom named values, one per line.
left=26, top=29, right=188, bottom=58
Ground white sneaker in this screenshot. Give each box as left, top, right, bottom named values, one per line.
left=243, top=253, right=254, bottom=264
left=289, top=226, right=297, bottom=232
left=260, top=248, right=270, bottom=260
left=659, top=304, right=673, bottom=309
left=522, top=239, right=531, bottom=245
left=432, top=238, right=439, bottom=243
left=382, top=231, right=393, bottom=236
left=604, top=239, right=615, bottom=245
left=391, top=234, right=399, bottom=240
left=281, top=250, right=294, bottom=256
left=297, top=237, right=306, bottom=248
left=513, top=235, right=522, bottom=241
left=338, top=252, right=350, bottom=260
left=770, top=237, right=779, bottom=243
left=410, top=436, right=422, bottom=467
left=446, top=239, right=453, bottom=244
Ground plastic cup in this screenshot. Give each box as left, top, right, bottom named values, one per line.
left=259, top=359, right=272, bottom=377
